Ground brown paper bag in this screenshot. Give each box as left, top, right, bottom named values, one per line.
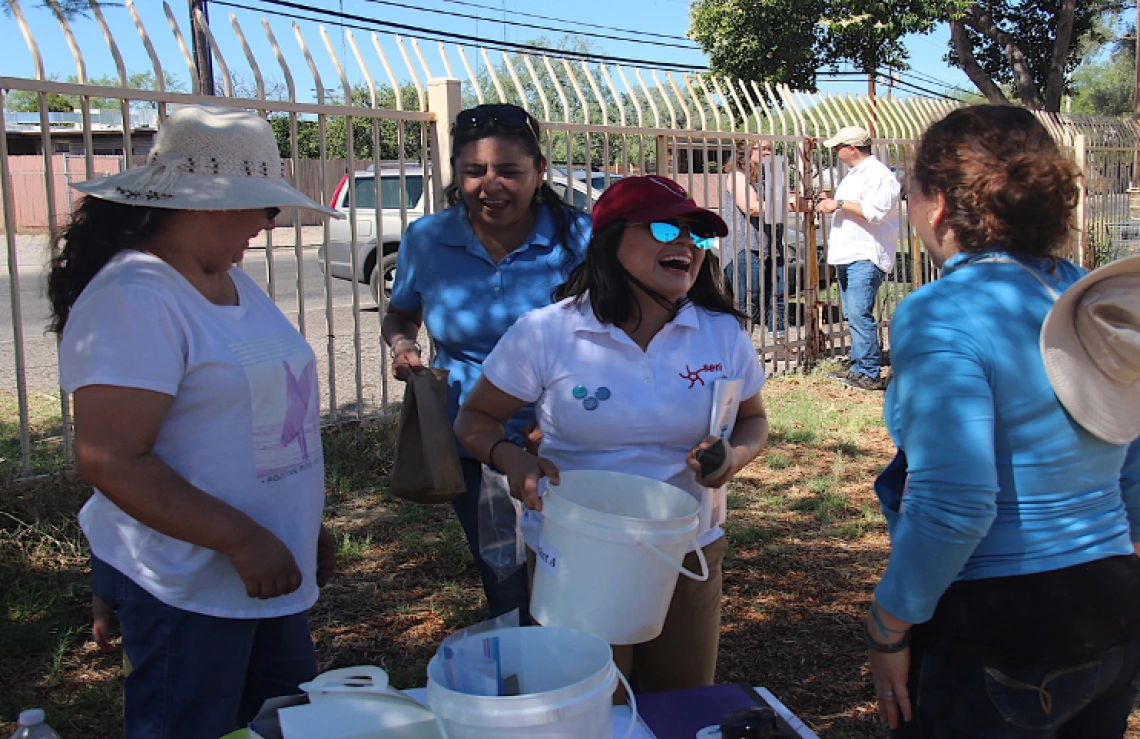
left=390, top=368, right=466, bottom=504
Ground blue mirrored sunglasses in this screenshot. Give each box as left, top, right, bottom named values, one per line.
left=646, top=220, right=717, bottom=250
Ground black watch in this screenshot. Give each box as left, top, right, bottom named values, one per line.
left=836, top=199, right=845, bottom=209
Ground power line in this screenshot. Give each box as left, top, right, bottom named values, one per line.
left=355, top=0, right=700, bottom=50
left=436, top=0, right=696, bottom=43
left=219, top=0, right=708, bottom=72
left=817, top=72, right=958, bottom=101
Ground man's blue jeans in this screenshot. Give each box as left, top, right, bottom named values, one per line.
left=729, top=249, right=786, bottom=332
left=893, top=642, right=1140, bottom=738
left=836, top=260, right=885, bottom=378
left=91, top=556, right=317, bottom=739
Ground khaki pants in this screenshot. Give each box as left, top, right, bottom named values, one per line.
left=528, top=535, right=728, bottom=699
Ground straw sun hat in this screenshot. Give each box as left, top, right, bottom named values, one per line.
left=72, top=105, right=343, bottom=218
left=1041, top=254, right=1140, bottom=445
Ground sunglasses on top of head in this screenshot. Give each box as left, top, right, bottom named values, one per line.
left=455, top=104, right=541, bottom=141
left=641, top=219, right=717, bottom=251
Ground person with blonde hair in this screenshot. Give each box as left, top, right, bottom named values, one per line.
left=866, top=104, right=1140, bottom=738
left=723, top=139, right=789, bottom=346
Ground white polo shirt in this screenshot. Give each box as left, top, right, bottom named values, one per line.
left=827, top=155, right=901, bottom=272
left=481, top=296, right=766, bottom=549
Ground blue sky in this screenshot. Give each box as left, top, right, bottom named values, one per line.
left=2, top=0, right=976, bottom=103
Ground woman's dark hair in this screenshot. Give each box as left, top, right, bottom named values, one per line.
left=443, top=104, right=578, bottom=254
left=554, top=219, right=746, bottom=329
left=48, top=196, right=174, bottom=334
left=912, top=104, right=1081, bottom=258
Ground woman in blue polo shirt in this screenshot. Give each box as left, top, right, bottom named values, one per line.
left=865, top=105, right=1140, bottom=737
left=381, top=104, right=590, bottom=621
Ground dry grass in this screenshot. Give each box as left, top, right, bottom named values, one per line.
left=2, top=370, right=1139, bottom=737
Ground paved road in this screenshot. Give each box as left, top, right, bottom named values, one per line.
left=0, top=229, right=411, bottom=418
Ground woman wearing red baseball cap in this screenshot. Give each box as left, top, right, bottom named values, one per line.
left=456, top=175, right=770, bottom=693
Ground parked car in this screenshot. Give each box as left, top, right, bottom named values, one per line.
left=318, top=166, right=600, bottom=305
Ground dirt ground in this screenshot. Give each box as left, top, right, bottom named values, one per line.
left=4, top=374, right=1140, bottom=738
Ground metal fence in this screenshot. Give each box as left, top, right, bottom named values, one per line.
left=2, top=0, right=1137, bottom=477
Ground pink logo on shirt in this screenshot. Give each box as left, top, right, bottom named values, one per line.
left=679, top=363, right=723, bottom=388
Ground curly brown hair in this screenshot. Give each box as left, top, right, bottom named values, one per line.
left=912, top=105, right=1081, bottom=258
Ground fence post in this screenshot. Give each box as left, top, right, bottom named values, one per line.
left=427, top=77, right=461, bottom=212
left=1074, top=133, right=1088, bottom=267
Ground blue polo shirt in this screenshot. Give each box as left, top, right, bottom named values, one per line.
left=875, top=250, right=1140, bottom=624
left=389, top=201, right=590, bottom=451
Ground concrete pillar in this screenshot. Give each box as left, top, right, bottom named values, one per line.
left=427, top=78, right=462, bottom=212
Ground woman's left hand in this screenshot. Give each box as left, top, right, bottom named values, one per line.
left=868, top=645, right=913, bottom=729
left=316, top=524, right=337, bottom=587
left=687, top=435, right=740, bottom=488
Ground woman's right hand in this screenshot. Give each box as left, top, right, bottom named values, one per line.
left=391, top=340, right=424, bottom=381
left=497, top=444, right=560, bottom=512
left=225, top=526, right=303, bottom=599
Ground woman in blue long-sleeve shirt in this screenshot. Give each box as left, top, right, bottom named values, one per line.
left=866, top=105, right=1140, bottom=738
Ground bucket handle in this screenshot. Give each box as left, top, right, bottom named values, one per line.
left=431, top=664, right=640, bottom=739
left=617, top=668, right=639, bottom=739
left=637, top=537, right=710, bottom=582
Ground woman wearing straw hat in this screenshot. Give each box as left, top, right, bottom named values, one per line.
left=382, top=103, right=591, bottom=622
left=455, top=175, right=769, bottom=693
left=864, top=105, right=1140, bottom=738
left=50, top=105, right=343, bottom=738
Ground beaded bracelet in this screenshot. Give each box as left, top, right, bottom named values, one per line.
left=389, top=338, right=421, bottom=361
left=862, top=621, right=911, bottom=653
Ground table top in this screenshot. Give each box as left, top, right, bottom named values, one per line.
left=404, top=685, right=820, bottom=739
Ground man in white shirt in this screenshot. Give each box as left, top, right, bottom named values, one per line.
left=816, top=126, right=901, bottom=391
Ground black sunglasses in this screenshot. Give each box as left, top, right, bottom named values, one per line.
left=455, top=104, right=540, bottom=141
left=265, top=207, right=281, bottom=221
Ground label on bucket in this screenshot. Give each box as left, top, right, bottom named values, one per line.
left=534, top=536, right=562, bottom=574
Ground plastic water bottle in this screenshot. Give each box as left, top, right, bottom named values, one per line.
left=9, top=710, right=61, bottom=739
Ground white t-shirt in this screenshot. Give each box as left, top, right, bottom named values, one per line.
left=60, top=251, right=324, bottom=619
left=482, top=297, right=766, bottom=549
left=827, top=155, right=901, bottom=272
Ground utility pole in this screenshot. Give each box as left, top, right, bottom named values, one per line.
left=1133, top=0, right=1139, bottom=186
left=867, top=71, right=877, bottom=138
left=190, top=0, right=215, bottom=96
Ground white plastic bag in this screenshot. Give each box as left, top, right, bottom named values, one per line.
left=477, top=466, right=526, bottom=582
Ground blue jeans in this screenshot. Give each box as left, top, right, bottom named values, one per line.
left=893, top=643, right=1140, bottom=738
left=836, top=260, right=885, bottom=378
left=456, top=457, right=531, bottom=622
left=91, top=556, right=317, bottom=739
left=729, top=249, right=786, bottom=332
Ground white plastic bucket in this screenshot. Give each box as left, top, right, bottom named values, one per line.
left=425, top=625, right=635, bottom=739
left=531, top=470, right=709, bottom=645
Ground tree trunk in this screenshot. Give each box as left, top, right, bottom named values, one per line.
left=1044, top=0, right=1077, bottom=112
left=962, top=5, right=1042, bottom=109
left=950, top=19, right=1009, bottom=105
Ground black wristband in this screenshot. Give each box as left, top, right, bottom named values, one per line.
left=863, top=621, right=911, bottom=653
left=487, top=438, right=516, bottom=474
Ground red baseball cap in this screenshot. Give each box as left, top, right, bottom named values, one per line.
left=591, top=175, right=728, bottom=237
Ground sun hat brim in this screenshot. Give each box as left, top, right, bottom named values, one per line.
left=1040, top=254, right=1140, bottom=445
left=71, top=169, right=345, bottom=218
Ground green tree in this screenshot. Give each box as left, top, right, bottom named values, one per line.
left=4, top=71, right=184, bottom=112
left=688, top=0, right=1127, bottom=112
left=268, top=83, right=425, bottom=161
left=688, top=0, right=936, bottom=91
left=1071, top=23, right=1136, bottom=115
left=946, top=0, right=1121, bottom=110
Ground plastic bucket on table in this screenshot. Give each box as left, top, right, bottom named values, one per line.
left=425, top=625, right=634, bottom=739
left=531, top=470, right=709, bottom=645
